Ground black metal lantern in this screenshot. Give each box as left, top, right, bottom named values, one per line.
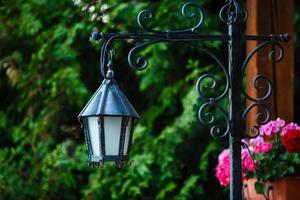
left=78, top=67, right=139, bottom=166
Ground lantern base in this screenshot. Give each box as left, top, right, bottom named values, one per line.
left=89, top=155, right=130, bottom=166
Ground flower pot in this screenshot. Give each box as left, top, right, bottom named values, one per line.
left=243, top=177, right=300, bottom=200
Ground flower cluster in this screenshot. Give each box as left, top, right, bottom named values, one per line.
left=259, top=118, right=285, bottom=136
left=215, top=118, right=300, bottom=188
left=215, top=149, right=230, bottom=186
left=215, top=149, right=255, bottom=187
left=254, top=142, right=272, bottom=153
left=282, top=123, right=300, bottom=136
left=249, top=135, right=273, bottom=154
left=281, top=123, right=300, bottom=153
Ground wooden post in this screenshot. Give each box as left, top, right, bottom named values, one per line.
left=246, top=0, right=294, bottom=130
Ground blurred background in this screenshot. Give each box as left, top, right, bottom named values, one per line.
left=0, top=0, right=299, bottom=199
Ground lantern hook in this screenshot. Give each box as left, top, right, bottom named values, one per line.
left=105, top=49, right=115, bottom=79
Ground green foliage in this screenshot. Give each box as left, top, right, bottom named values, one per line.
left=0, top=0, right=253, bottom=199
left=251, top=140, right=300, bottom=186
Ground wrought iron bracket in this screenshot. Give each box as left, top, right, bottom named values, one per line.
left=89, top=1, right=290, bottom=199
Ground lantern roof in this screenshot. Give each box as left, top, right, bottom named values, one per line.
left=78, top=79, right=140, bottom=119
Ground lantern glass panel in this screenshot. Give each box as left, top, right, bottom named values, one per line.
left=123, top=118, right=132, bottom=155
left=87, top=117, right=101, bottom=157
left=104, top=116, right=122, bottom=155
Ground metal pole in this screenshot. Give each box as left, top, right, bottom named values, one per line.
left=228, top=14, right=243, bottom=200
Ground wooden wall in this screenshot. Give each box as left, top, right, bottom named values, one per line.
left=246, top=0, right=294, bottom=129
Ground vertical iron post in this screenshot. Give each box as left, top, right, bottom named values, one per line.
left=228, top=13, right=243, bottom=200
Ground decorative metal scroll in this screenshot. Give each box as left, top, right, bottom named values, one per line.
left=127, top=40, right=162, bottom=70
left=137, top=2, right=204, bottom=34
left=219, top=0, right=248, bottom=23
left=241, top=41, right=285, bottom=138
left=98, top=2, right=207, bottom=74
left=194, top=47, right=230, bottom=139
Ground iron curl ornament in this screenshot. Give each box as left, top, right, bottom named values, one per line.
left=137, top=2, right=205, bottom=34
left=219, top=0, right=248, bottom=23
left=87, top=1, right=291, bottom=199
left=194, top=46, right=230, bottom=139
left=241, top=40, right=287, bottom=138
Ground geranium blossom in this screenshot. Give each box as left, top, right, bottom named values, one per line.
left=275, top=118, right=285, bottom=127
left=281, top=122, right=300, bottom=136
left=215, top=157, right=230, bottom=186
left=215, top=148, right=255, bottom=186
left=242, top=149, right=256, bottom=172
left=249, top=136, right=264, bottom=146
left=254, top=142, right=272, bottom=153
left=259, top=118, right=285, bottom=136
left=216, top=119, right=300, bottom=190
left=216, top=149, right=230, bottom=186
left=218, top=149, right=230, bottom=162
left=243, top=155, right=255, bottom=172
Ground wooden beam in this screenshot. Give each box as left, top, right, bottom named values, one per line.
left=246, top=0, right=294, bottom=131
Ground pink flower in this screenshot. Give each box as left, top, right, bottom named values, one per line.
left=216, top=149, right=230, bottom=186
left=254, top=142, right=272, bottom=153
left=218, top=149, right=230, bottom=162
left=262, top=125, right=273, bottom=135
left=281, top=122, right=300, bottom=136
left=249, top=136, right=264, bottom=146
left=241, top=149, right=256, bottom=172
left=216, top=148, right=255, bottom=187
left=275, top=118, right=285, bottom=128
left=215, top=159, right=230, bottom=186
left=243, top=155, right=255, bottom=172
left=241, top=149, right=248, bottom=159
left=259, top=118, right=285, bottom=136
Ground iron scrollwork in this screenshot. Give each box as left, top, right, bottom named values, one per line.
left=194, top=47, right=230, bottom=139
left=241, top=41, right=285, bottom=138
left=128, top=2, right=231, bottom=140
left=91, top=0, right=290, bottom=142
left=127, top=40, right=162, bottom=70
left=137, top=2, right=204, bottom=34
left=219, top=0, right=248, bottom=24
left=98, top=2, right=207, bottom=74
left=128, top=2, right=205, bottom=70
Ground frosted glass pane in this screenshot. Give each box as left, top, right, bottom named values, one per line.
left=104, top=117, right=122, bottom=155
left=88, top=117, right=101, bottom=157
left=123, top=118, right=132, bottom=155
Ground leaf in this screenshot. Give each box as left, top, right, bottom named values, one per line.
left=175, top=175, right=199, bottom=200
left=156, top=182, right=177, bottom=200
left=254, top=181, right=266, bottom=195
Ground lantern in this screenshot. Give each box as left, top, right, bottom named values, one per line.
left=78, top=69, right=139, bottom=166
